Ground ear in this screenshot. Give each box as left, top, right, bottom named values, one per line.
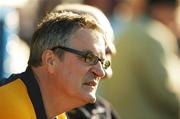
left=41, top=50, right=57, bottom=74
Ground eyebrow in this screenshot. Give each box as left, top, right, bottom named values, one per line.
left=85, top=48, right=105, bottom=59
left=51, top=46, right=88, bottom=57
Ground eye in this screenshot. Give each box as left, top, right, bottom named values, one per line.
left=85, top=52, right=98, bottom=65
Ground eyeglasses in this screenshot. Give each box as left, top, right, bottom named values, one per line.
left=51, top=46, right=110, bottom=69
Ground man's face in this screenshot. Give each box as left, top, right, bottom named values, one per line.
left=54, top=28, right=106, bottom=104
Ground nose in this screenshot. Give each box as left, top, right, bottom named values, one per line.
left=90, top=61, right=106, bottom=79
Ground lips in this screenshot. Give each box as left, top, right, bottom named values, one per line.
left=83, top=80, right=97, bottom=87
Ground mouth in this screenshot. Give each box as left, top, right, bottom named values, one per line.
left=83, top=80, right=97, bottom=87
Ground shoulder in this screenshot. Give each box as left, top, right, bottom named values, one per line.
left=0, top=75, right=36, bottom=119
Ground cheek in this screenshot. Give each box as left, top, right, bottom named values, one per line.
left=66, top=57, right=90, bottom=80
left=56, top=54, right=91, bottom=92
left=58, top=61, right=89, bottom=89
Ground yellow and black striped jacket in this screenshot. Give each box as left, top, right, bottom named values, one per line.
left=0, top=67, right=67, bottom=119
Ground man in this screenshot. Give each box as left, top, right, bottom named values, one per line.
left=53, top=4, right=119, bottom=119
left=0, top=11, right=110, bottom=119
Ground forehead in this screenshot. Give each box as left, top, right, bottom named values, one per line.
left=70, top=28, right=106, bottom=56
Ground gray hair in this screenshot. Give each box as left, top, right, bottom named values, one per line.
left=28, top=11, right=102, bottom=67
left=54, top=4, right=116, bottom=54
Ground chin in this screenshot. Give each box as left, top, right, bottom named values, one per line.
left=83, top=91, right=97, bottom=104
left=89, top=97, right=96, bottom=103
left=90, top=91, right=97, bottom=103
left=80, top=86, right=97, bottom=104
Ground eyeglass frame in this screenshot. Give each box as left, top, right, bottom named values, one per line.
left=50, top=46, right=110, bottom=69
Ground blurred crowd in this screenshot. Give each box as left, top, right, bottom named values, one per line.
left=1, top=0, right=180, bottom=118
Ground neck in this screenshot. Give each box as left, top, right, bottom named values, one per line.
left=31, top=66, right=86, bottom=118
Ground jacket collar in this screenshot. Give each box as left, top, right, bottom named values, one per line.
left=18, top=66, right=48, bottom=119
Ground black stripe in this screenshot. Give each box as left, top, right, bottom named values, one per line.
left=18, top=67, right=48, bottom=119
left=0, top=74, right=19, bottom=86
